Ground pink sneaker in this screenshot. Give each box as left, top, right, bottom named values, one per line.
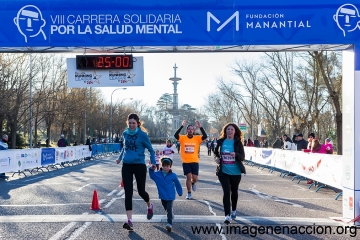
left=147, top=203, right=154, bottom=220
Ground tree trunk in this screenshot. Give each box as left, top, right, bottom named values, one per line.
left=336, top=113, right=342, bottom=155
left=46, top=125, right=51, bottom=147
left=10, top=123, right=17, bottom=149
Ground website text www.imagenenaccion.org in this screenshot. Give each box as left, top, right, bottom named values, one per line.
left=191, top=224, right=358, bottom=237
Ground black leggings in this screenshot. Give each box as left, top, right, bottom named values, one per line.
left=218, top=173, right=242, bottom=216
left=122, top=163, right=150, bottom=211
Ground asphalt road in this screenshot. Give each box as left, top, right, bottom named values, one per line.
left=0, top=145, right=356, bottom=239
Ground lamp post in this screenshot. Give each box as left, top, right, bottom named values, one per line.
left=110, top=88, right=128, bottom=142
left=29, top=53, right=33, bottom=148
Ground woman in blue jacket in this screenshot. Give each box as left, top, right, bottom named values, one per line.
left=149, top=157, right=182, bottom=232
left=116, top=113, right=156, bottom=231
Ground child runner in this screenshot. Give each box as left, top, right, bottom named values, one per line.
left=149, top=157, right=182, bottom=232
left=163, top=139, right=175, bottom=159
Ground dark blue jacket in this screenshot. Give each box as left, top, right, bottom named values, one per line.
left=149, top=168, right=183, bottom=201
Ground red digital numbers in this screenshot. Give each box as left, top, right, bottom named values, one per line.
left=96, top=56, right=131, bottom=69
left=77, top=55, right=133, bottom=69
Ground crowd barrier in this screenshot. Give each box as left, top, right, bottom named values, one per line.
left=244, top=147, right=343, bottom=200
left=0, top=143, right=121, bottom=178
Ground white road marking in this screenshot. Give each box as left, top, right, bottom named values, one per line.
left=67, top=222, right=92, bottom=240
left=249, top=187, right=304, bottom=208
left=116, top=189, right=124, bottom=196
left=107, top=190, right=117, bottom=196
left=104, top=198, right=117, bottom=209
left=24, top=176, right=44, bottom=182
left=48, top=212, right=88, bottom=240
left=203, top=200, right=227, bottom=240
left=0, top=203, right=91, bottom=207
left=71, top=184, right=91, bottom=192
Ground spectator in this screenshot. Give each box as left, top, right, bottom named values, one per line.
left=211, top=138, right=218, bottom=152
left=282, top=134, right=295, bottom=150
left=264, top=139, right=268, bottom=148
left=57, top=134, right=68, bottom=147
left=311, top=138, right=323, bottom=153
left=253, top=137, right=260, bottom=147
left=247, top=138, right=254, bottom=147
left=85, top=137, right=92, bottom=160
left=73, top=140, right=78, bottom=146
left=324, top=138, right=334, bottom=154
left=206, top=139, right=212, bottom=156
left=272, top=137, right=282, bottom=149
left=0, top=134, right=9, bottom=179
left=243, top=139, right=247, bottom=146
left=45, top=138, right=50, bottom=147
left=114, top=136, right=120, bottom=143
left=307, top=132, right=315, bottom=150
left=176, top=141, right=180, bottom=153
left=292, top=133, right=308, bottom=151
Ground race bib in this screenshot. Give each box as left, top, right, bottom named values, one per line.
left=184, top=144, right=195, bottom=153
left=221, top=152, right=235, bottom=164
left=165, top=149, right=172, bottom=155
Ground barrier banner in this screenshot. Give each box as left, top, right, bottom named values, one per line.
left=55, top=147, right=71, bottom=163
left=258, top=149, right=275, bottom=166
left=79, top=146, right=91, bottom=158
left=14, top=149, right=41, bottom=171
left=0, top=150, right=15, bottom=173
left=41, top=148, right=56, bottom=166
left=245, top=147, right=344, bottom=190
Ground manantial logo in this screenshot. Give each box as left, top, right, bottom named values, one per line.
left=207, top=11, right=239, bottom=32
left=14, top=5, right=47, bottom=42
left=334, top=4, right=360, bottom=36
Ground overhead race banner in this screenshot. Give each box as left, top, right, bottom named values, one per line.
left=1, top=0, right=360, bottom=47
left=67, top=56, right=144, bottom=87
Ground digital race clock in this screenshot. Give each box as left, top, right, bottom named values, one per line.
left=76, top=55, right=133, bottom=69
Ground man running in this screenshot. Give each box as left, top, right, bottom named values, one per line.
left=174, top=120, right=207, bottom=200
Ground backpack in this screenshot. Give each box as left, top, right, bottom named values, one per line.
left=58, top=138, right=66, bottom=147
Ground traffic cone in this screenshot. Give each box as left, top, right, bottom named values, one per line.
left=90, top=190, right=101, bottom=210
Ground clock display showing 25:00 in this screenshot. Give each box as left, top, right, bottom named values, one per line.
left=76, top=55, right=133, bottom=69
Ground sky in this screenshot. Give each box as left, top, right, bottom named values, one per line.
left=68, top=52, right=264, bottom=110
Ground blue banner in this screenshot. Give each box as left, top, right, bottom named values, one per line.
left=41, top=148, right=55, bottom=166
left=1, top=0, right=360, bottom=47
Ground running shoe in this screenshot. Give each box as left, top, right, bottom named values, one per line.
left=224, top=215, right=230, bottom=225
left=186, top=193, right=192, bottom=200
left=123, top=220, right=133, bottom=231
left=166, top=223, right=172, bottom=232
left=147, top=203, right=154, bottom=220
left=231, top=211, right=236, bottom=220
left=192, top=183, right=197, bottom=192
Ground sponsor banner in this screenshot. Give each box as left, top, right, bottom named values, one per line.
left=55, top=147, right=73, bottom=163
left=0, top=150, right=15, bottom=173
left=67, top=57, right=144, bottom=87
left=14, top=149, right=41, bottom=171
left=41, top=148, right=56, bottom=166
left=244, top=147, right=344, bottom=189
left=1, top=1, right=360, bottom=47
